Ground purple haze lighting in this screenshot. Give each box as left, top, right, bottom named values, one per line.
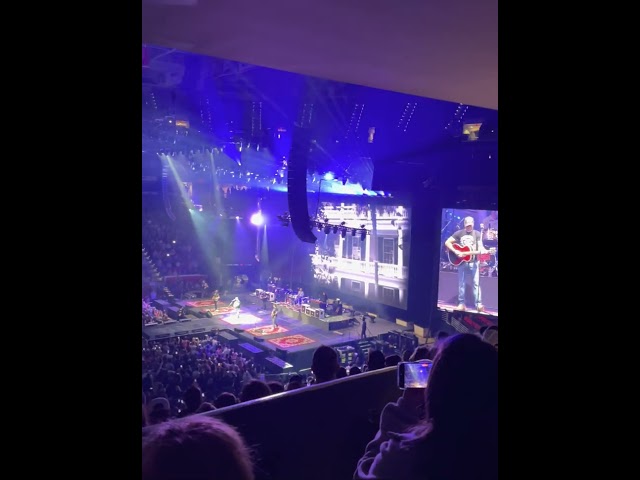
left=250, top=212, right=264, bottom=226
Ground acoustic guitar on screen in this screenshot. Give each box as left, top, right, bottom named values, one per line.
left=447, top=225, right=496, bottom=266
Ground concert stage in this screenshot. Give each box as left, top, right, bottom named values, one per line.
left=143, top=293, right=400, bottom=371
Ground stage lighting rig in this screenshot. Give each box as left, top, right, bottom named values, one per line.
left=275, top=211, right=370, bottom=240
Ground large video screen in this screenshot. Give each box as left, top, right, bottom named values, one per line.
left=310, top=201, right=411, bottom=309
left=437, top=208, right=498, bottom=316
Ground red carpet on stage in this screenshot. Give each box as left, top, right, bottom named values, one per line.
left=245, top=325, right=289, bottom=336
left=268, top=334, right=316, bottom=349
left=186, top=300, right=217, bottom=307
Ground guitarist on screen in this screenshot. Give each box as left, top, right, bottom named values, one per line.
left=444, top=216, right=490, bottom=312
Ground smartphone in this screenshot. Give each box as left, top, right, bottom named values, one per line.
left=397, top=361, right=433, bottom=389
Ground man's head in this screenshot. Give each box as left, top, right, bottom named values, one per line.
left=463, top=216, right=474, bottom=233
left=311, top=345, right=340, bottom=383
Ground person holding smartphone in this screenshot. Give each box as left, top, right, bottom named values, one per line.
left=354, top=334, right=498, bottom=480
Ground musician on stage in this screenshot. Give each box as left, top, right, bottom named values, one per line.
left=481, top=210, right=499, bottom=232
left=444, top=216, right=489, bottom=312
left=295, top=287, right=305, bottom=306
left=211, top=290, right=220, bottom=311
left=230, top=296, right=241, bottom=318
left=260, top=291, right=269, bottom=310
left=271, top=305, right=279, bottom=329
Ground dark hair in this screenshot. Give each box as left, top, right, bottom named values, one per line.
left=311, top=345, right=340, bottom=382
left=367, top=350, right=386, bottom=370
left=214, top=392, right=238, bottom=409
left=385, top=354, right=402, bottom=367
left=406, top=334, right=498, bottom=479
left=239, top=380, right=271, bottom=402
left=410, top=345, right=430, bottom=361
left=267, top=381, right=285, bottom=394
left=142, top=416, right=254, bottom=480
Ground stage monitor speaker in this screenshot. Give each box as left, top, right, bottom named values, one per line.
left=254, top=337, right=265, bottom=342
left=175, top=330, right=190, bottom=336
left=287, top=125, right=317, bottom=244
left=234, top=328, right=245, bottom=333
left=206, top=311, right=214, bottom=318
left=154, top=333, right=170, bottom=339
left=191, top=328, right=206, bottom=334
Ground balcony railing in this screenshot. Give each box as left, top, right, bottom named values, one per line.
left=310, top=254, right=407, bottom=279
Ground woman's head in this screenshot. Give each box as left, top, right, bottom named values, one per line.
left=425, top=333, right=498, bottom=429
left=142, top=416, right=254, bottom=480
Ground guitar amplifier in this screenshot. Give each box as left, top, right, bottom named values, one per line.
left=268, top=292, right=275, bottom=302
left=304, top=306, right=314, bottom=316
left=315, top=309, right=325, bottom=319
left=255, top=288, right=264, bottom=296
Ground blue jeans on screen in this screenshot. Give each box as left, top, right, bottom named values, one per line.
left=458, top=261, right=482, bottom=307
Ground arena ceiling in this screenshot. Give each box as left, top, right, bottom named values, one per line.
left=142, top=0, right=498, bottom=110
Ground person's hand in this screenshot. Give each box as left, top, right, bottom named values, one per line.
left=456, top=251, right=465, bottom=258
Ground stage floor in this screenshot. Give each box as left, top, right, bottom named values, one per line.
left=436, top=301, right=498, bottom=317
left=145, top=293, right=401, bottom=352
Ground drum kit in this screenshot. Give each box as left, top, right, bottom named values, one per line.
left=480, top=228, right=498, bottom=277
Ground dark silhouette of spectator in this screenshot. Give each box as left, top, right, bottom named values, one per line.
left=178, top=385, right=203, bottom=417
left=195, top=402, right=215, bottom=413
left=286, top=375, right=304, bottom=391
left=366, top=350, right=386, bottom=371
left=214, top=392, right=239, bottom=409
left=337, top=366, right=348, bottom=378
left=385, top=355, right=402, bottom=367
left=239, top=380, right=271, bottom=402
left=355, top=334, right=498, bottom=479
left=267, top=381, right=285, bottom=394
left=349, top=366, right=361, bottom=375
left=410, top=346, right=430, bottom=361
left=311, top=345, right=340, bottom=383
left=142, top=416, right=254, bottom=480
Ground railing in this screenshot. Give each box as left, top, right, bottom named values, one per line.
left=203, top=367, right=400, bottom=480
left=310, top=254, right=408, bottom=279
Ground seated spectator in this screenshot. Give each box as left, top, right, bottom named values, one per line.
left=366, top=350, right=386, bottom=371
left=214, top=392, right=239, bottom=409
left=337, top=366, right=348, bottom=379
left=349, top=366, right=361, bottom=376
left=239, top=380, right=271, bottom=402
left=285, top=375, right=304, bottom=391
left=409, top=345, right=430, bottom=362
left=178, top=385, right=203, bottom=418
left=384, top=355, right=402, bottom=367
left=195, top=402, right=215, bottom=413
left=142, top=416, right=254, bottom=480
left=354, top=334, right=498, bottom=480
left=267, top=381, right=285, bottom=394
left=311, top=345, right=340, bottom=383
